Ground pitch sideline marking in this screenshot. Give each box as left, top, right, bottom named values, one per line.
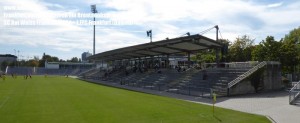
left=0, top=96, right=10, bottom=109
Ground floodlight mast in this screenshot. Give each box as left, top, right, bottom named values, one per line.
left=91, top=5, right=97, bottom=55
left=146, top=30, right=152, bottom=43
left=186, top=32, right=190, bottom=36
left=14, top=49, right=16, bottom=67
left=215, top=25, right=219, bottom=42
left=215, top=25, right=220, bottom=67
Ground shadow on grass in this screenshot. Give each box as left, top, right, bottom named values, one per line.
left=79, top=78, right=228, bottom=105
left=213, top=115, right=222, bottom=122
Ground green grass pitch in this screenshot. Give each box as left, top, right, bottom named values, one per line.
left=0, top=76, right=270, bottom=123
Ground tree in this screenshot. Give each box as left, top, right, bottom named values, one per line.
left=281, top=27, right=300, bottom=73
left=1, top=61, right=9, bottom=71
left=252, top=36, right=282, bottom=61
left=191, top=39, right=229, bottom=64
left=52, top=57, right=59, bottom=62
left=251, top=31, right=299, bottom=73
left=18, top=60, right=26, bottom=67
left=228, top=35, right=255, bottom=62
left=26, top=60, right=39, bottom=67
left=69, top=57, right=79, bottom=62
left=38, top=53, right=60, bottom=67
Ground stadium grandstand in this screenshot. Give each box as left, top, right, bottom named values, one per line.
left=79, top=27, right=282, bottom=97
left=5, top=61, right=95, bottom=76
left=0, top=54, right=17, bottom=63
left=2, top=26, right=283, bottom=98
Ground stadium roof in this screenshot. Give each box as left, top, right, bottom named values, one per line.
left=46, top=62, right=95, bottom=65
left=88, top=34, right=223, bottom=61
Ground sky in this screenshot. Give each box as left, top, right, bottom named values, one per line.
left=0, top=0, right=300, bottom=60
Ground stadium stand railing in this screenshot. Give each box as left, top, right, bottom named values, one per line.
left=7, top=66, right=89, bottom=76
left=93, top=66, right=252, bottom=98
left=7, top=66, right=34, bottom=75
left=227, top=61, right=267, bottom=88
left=289, top=81, right=300, bottom=105
left=80, top=62, right=273, bottom=98
left=78, top=67, right=98, bottom=76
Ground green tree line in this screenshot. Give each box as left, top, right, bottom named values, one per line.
left=193, top=27, right=300, bottom=73
left=1, top=53, right=82, bottom=70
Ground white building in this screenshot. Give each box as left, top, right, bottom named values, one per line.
left=0, top=54, right=17, bottom=63
left=81, top=52, right=92, bottom=62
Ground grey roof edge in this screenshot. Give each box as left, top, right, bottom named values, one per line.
left=88, top=34, right=223, bottom=61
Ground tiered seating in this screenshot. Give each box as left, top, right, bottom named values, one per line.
left=105, top=70, right=127, bottom=83
left=7, top=67, right=90, bottom=76
left=83, top=65, right=254, bottom=97
left=35, top=68, right=63, bottom=75
left=120, top=69, right=188, bottom=91
left=80, top=68, right=103, bottom=79
left=162, top=67, right=252, bottom=97
left=7, top=67, right=33, bottom=75
left=206, top=67, right=251, bottom=95
left=165, top=69, right=210, bottom=96
left=126, top=70, right=170, bottom=90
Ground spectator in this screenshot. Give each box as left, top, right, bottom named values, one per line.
left=157, top=70, right=162, bottom=74
left=177, top=66, right=181, bottom=72
left=154, top=63, right=159, bottom=70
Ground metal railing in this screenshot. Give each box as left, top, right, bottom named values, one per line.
left=78, top=67, right=98, bottom=76
left=289, top=81, right=300, bottom=105
left=228, top=61, right=267, bottom=88
left=204, top=61, right=259, bottom=69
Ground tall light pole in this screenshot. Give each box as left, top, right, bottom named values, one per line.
left=146, top=30, right=152, bottom=43
left=91, top=4, right=97, bottom=55
left=14, top=49, right=16, bottom=67
left=215, top=25, right=220, bottom=67
left=17, top=50, right=20, bottom=67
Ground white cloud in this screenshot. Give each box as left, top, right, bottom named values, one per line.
left=0, top=0, right=91, bottom=52
left=267, top=2, right=283, bottom=8
left=1, top=0, right=300, bottom=59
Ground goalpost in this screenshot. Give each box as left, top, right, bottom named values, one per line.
left=5, top=66, right=8, bottom=74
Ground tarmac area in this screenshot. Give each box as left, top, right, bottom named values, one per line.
left=214, top=91, right=300, bottom=123
left=83, top=79, right=299, bottom=123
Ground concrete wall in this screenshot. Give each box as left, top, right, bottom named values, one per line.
left=45, top=63, right=59, bottom=69
left=0, top=55, right=17, bottom=63
left=229, top=80, right=255, bottom=95
left=229, top=62, right=283, bottom=96
left=263, top=63, right=282, bottom=90
left=96, top=63, right=107, bottom=69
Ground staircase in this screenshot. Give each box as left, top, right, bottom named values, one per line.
left=78, top=68, right=96, bottom=76
left=212, top=77, right=229, bottom=95
left=167, top=68, right=198, bottom=90
left=227, top=61, right=267, bottom=88
left=289, top=81, right=300, bottom=105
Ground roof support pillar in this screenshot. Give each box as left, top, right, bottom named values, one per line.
left=151, top=56, right=154, bottom=69
left=187, top=52, right=191, bottom=68
left=215, top=25, right=220, bottom=67
left=166, top=55, right=169, bottom=68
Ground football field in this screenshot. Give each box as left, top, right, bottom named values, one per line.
left=0, top=76, right=270, bottom=123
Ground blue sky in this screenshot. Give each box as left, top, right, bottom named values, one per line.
left=0, top=0, right=300, bottom=60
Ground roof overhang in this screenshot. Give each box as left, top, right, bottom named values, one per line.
left=88, top=34, right=223, bottom=61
